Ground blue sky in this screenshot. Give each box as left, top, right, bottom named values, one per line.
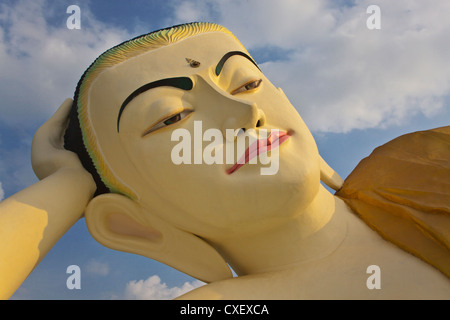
left=1, top=0, right=449, bottom=299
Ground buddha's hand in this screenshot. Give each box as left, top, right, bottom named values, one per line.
left=31, top=98, right=87, bottom=180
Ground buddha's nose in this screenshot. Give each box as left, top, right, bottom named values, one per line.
left=222, top=103, right=266, bottom=142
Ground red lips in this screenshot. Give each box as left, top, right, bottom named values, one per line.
left=226, top=130, right=291, bottom=174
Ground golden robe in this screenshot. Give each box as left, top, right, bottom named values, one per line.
left=336, top=126, right=450, bottom=277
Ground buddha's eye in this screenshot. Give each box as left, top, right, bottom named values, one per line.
left=231, top=79, right=262, bottom=95
left=163, top=113, right=182, bottom=125
left=143, top=109, right=192, bottom=136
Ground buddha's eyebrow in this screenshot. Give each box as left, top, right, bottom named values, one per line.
left=215, top=51, right=260, bottom=76
left=117, top=77, right=193, bottom=132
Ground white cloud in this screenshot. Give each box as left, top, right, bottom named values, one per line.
left=0, top=127, right=38, bottom=196
left=170, top=0, right=450, bottom=133
left=0, top=0, right=131, bottom=126
left=0, top=0, right=132, bottom=194
left=124, top=275, right=204, bottom=300
left=85, top=259, right=109, bottom=276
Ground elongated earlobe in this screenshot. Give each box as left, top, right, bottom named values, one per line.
left=319, top=156, right=344, bottom=191
left=85, top=193, right=232, bottom=283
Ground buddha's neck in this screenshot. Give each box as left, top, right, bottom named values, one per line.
left=210, top=186, right=349, bottom=275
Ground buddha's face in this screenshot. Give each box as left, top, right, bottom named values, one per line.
left=88, top=32, right=321, bottom=240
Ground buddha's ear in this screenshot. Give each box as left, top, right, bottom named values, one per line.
left=319, top=155, right=344, bottom=191
left=85, top=193, right=232, bottom=283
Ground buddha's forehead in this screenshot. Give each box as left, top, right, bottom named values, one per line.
left=89, top=31, right=246, bottom=104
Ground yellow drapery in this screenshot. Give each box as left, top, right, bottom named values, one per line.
left=337, top=126, right=450, bottom=277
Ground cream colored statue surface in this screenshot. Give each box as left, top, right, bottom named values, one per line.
left=0, top=23, right=449, bottom=300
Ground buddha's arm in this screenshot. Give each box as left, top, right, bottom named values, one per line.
left=0, top=167, right=95, bottom=299
left=0, top=98, right=96, bottom=299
